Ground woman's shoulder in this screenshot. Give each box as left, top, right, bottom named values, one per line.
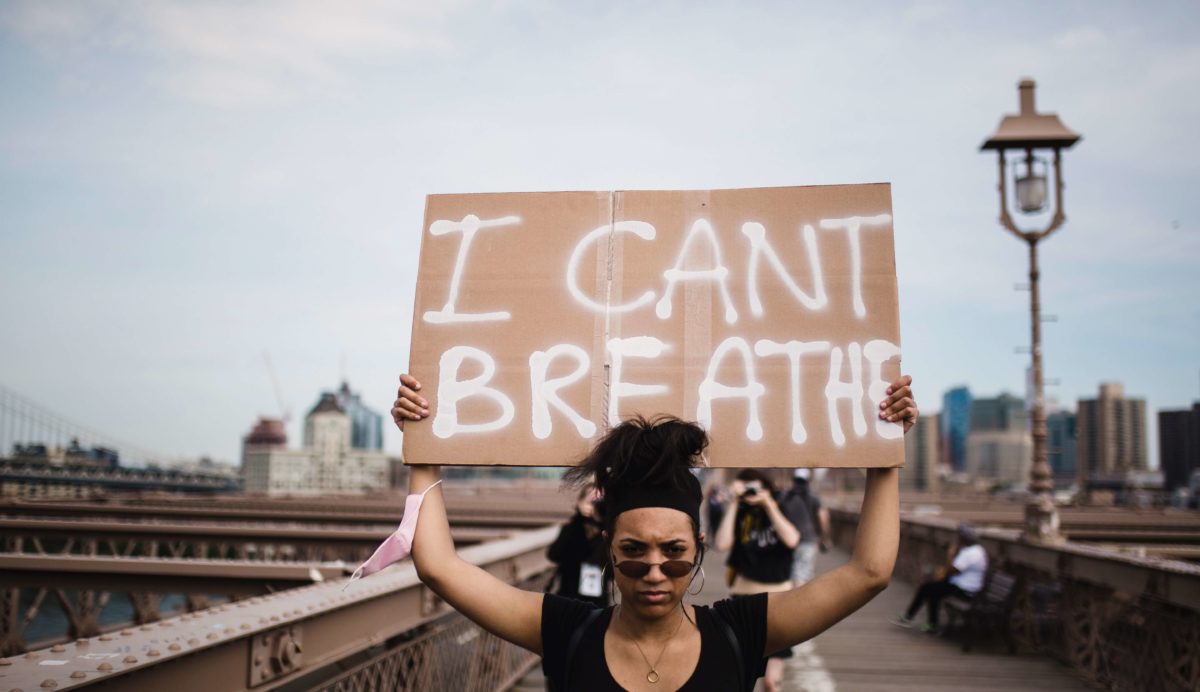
left=692, top=594, right=770, bottom=687
left=542, top=594, right=611, bottom=649
left=543, top=593, right=609, bottom=627
left=540, top=595, right=611, bottom=685
left=701, top=592, right=769, bottom=624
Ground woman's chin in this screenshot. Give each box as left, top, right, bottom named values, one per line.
left=626, top=593, right=680, bottom=614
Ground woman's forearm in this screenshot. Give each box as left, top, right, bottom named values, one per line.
left=408, top=465, right=457, bottom=584
left=849, top=467, right=899, bottom=587
left=714, top=501, right=737, bottom=551
left=764, top=500, right=800, bottom=549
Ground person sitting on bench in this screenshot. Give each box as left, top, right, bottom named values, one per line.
left=894, top=522, right=987, bottom=633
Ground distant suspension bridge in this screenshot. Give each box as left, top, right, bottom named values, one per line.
left=0, top=385, right=180, bottom=467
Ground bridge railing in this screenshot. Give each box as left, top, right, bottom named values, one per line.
left=829, top=507, right=1200, bottom=691
left=0, top=525, right=557, bottom=691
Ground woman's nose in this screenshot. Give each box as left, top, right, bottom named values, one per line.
left=643, top=563, right=668, bottom=582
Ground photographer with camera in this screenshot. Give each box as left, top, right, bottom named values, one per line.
left=715, top=469, right=804, bottom=692
left=546, top=484, right=609, bottom=608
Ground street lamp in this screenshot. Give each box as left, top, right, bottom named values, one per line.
left=980, top=78, right=1081, bottom=543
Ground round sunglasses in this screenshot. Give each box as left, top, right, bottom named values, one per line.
left=612, top=557, right=696, bottom=579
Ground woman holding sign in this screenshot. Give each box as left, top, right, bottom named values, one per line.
left=392, top=373, right=917, bottom=691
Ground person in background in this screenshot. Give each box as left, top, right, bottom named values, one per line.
left=704, top=481, right=729, bottom=546
left=782, top=469, right=833, bottom=586
left=895, top=522, right=988, bottom=633
left=715, top=469, right=803, bottom=692
left=547, top=484, right=608, bottom=608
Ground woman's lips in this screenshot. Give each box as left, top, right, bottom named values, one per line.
left=639, top=591, right=670, bottom=603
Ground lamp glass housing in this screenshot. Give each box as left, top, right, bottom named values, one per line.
left=1015, top=173, right=1047, bottom=213
left=1013, top=154, right=1049, bottom=214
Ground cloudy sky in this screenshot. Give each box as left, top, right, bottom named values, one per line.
left=1, top=1, right=1196, bottom=467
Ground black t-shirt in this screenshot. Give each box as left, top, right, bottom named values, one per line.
left=547, top=513, right=608, bottom=608
left=540, top=592, right=768, bottom=691
left=726, top=498, right=801, bottom=583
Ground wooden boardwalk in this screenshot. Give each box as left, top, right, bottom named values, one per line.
left=513, top=547, right=1095, bottom=691
left=788, top=549, right=1095, bottom=691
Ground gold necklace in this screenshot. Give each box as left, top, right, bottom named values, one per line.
left=618, top=605, right=687, bottom=684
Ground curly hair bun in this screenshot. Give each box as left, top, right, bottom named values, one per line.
left=565, top=415, right=707, bottom=532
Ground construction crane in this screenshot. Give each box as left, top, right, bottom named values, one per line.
left=261, top=352, right=293, bottom=426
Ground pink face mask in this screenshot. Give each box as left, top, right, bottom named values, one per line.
left=347, top=480, right=442, bottom=586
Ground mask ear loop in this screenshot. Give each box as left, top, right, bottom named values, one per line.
left=343, top=480, right=443, bottom=591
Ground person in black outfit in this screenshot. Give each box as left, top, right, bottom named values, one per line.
left=703, top=481, right=728, bottom=545
left=391, top=373, right=919, bottom=692
left=716, top=469, right=803, bottom=692
left=547, top=484, right=608, bottom=608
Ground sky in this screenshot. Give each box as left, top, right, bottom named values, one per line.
left=0, top=1, right=1197, bottom=468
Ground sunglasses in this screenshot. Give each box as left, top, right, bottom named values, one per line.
left=612, top=557, right=695, bottom=579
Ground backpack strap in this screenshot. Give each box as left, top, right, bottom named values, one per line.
left=558, top=607, right=605, bottom=691
left=712, top=609, right=747, bottom=692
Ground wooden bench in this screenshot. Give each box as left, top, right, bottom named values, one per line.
left=943, top=568, right=1018, bottom=653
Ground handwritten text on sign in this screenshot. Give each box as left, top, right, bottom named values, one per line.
left=405, top=187, right=903, bottom=468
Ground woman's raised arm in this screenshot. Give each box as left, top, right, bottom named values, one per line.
left=762, top=375, right=915, bottom=653
left=394, top=375, right=544, bottom=654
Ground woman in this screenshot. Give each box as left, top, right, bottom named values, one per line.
left=715, top=469, right=802, bottom=692
left=392, top=373, right=917, bottom=691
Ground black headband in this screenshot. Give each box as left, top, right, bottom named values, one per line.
left=605, top=473, right=703, bottom=532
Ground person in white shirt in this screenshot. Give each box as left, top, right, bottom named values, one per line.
left=894, top=523, right=987, bottom=633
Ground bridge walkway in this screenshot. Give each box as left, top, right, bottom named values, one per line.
left=514, top=548, right=1094, bottom=691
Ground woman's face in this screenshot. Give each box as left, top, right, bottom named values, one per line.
left=610, top=507, right=699, bottom=618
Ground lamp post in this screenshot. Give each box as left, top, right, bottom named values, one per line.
left=980, top=79, right=1081, bottom=543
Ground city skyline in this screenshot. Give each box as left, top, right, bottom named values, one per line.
left=1, top=2, right=1197, bottom=465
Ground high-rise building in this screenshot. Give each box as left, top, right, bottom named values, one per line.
left=941, top=387, right=971, bottom=472
left=965, top=429, right=1032, bottom=485
left=335, top=382, right=383, bottom=451
left=961, top=392, right=1031, bottom=485
left=903, top=412, right=939, bottom=492
left=1046, top=411, right=1077, bottom=479
left=970, top=393, right=1027, bottom=432
left=241, top=388, right=391, bottom=496
left=1076, top=383, right=1147, bottom=482
left=1159, top=403, right=1200, bottom=491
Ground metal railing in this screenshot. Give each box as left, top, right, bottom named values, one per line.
left=0, top=525, right=557, bottom=691
left=829, top=507, right=1200, bottom=691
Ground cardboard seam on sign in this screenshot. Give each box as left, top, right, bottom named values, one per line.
left=600, top=190, right=617, bottom=434
left=682, top=190, right=714, bottom=432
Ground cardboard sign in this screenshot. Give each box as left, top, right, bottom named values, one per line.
left=404, top=185, right=903, bottom=468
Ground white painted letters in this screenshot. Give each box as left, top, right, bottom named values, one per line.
left=818, top=214, right=892, bottom=319
left=529, top=344, right=596, bottom=440
left=824, top=342, right=866, bottom=447
left=697, top=337, right=766, bottom=441
left=655, top=220, right=738, bottom=324
left=864, top=339, right=903, bottom=439
left=742, top=222, right=828, bottom=317
left=432, top=346, right=516, bottom=438
left=415, top=196, right=902, bottom=459
left=424, top=215, right=520, bottom=324
left=567, top=221, right=658, bottom=313
left=607, top=336, right=669, bottom=426
left=754, top=339, right=831, bottom=444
